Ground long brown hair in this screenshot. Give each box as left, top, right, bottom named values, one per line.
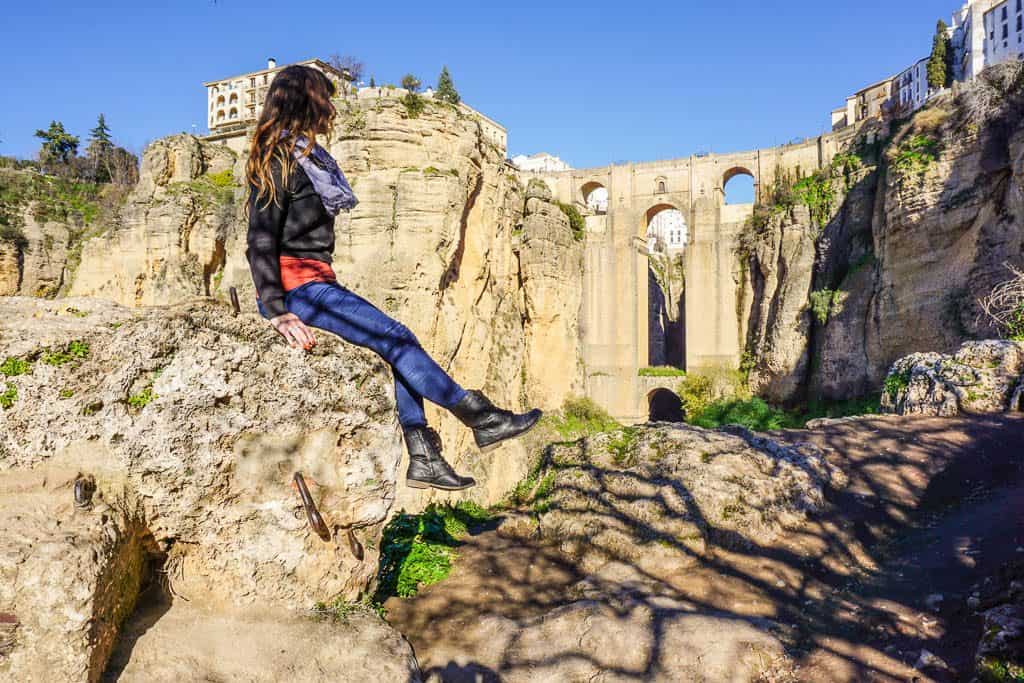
left=246, top=65, right=337, bottom=209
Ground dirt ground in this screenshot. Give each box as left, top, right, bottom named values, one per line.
left=385, top=414, right=1024, bottom=682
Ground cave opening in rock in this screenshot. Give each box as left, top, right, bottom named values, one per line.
left=648, top=388, right=684, bottom=423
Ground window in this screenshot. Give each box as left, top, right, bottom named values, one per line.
left=1003, top=6, right=1008, bottom=20
left=1004, top=23, right=1009, bottom=38
left=657, top=181, right=666, bottom=194
left=1018, top=0, right=1022, bottom=12
left=1018, top=14, right=1022, bottom=31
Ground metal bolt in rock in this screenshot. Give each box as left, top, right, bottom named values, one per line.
left=293, top=472, right=332, bottom=542
left=73, top=474, right=96, bottom=510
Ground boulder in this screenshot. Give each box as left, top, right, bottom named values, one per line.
left=881, top=339, right=1024, bottom=416
left=0, top=296, right=415, bottom=681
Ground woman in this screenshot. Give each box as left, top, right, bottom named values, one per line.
left=246, top=65, right=541, bottom=492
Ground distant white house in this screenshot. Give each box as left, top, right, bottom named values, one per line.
left=511, top=152, right=572, bottom=173
left=895, top=57, right=930, bottom=114
left=646, top=209, right=688, bottom=253
left=952, top=0, right=1024, bottom=81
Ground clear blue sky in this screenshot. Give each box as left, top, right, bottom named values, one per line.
left=3, top=0, right=952, bottom=172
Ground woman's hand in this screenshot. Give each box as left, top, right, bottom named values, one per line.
left=270, top=313, right=317, bottom=350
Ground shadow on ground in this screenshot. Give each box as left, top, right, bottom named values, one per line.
left=385, top=414, right=1024, bottom=682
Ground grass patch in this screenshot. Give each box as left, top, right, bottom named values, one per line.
left=0, top=382, right=16, bottom=409
left=638, top=366, right=686, bottom=377
left=546, top=396, right=621, bottom=441
left=688, top=397, right=789, bottom=431
left=374, top=501, right=493, bottom=601
left=41, top=340, right=90, bottom=366
left=1, top=357, right=31, bottom=377
left=311, top=595, right=386, bottom=623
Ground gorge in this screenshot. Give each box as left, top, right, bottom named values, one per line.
left=1, top=62, right=1024, bottom=682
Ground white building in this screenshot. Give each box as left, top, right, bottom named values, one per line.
left=204, top=58, right=349, bottom=152
left=646, top=209, right=688, bottom=253
left=511, top=153, right=572, bottom=173
left=951, top=0, right=1024, bottom=81
left=895, top=57, right=930, bottom=114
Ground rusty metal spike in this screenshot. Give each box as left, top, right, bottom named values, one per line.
left=346, top=528, right=364, bottom=561
left=293, top=472, right=331, bottom=542
left=229, top=286, right=241, bottom=316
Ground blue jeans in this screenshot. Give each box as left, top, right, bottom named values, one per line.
left=258, top=281, right=467, bottom=428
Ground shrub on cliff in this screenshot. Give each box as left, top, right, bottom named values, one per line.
left=556, top=201, right=585, bottom=241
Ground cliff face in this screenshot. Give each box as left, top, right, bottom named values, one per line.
left=742, top=64, right=1024, bottom=404
left=1, top=94, right=585, bottom=505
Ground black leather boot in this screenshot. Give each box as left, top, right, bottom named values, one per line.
left=404, top=426, right=476, bottom=491
left=451, top=390, right=543, bottom=452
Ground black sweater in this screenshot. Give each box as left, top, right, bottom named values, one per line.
left=246, top=159, right=335, bottom=317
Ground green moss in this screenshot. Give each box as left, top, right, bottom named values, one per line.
left=637, top=366, right=686, bottom=377
left=169, top=169, right=236, bottom=209
left=784, top=397, right=881, bottom=427
left=1, top=357, right=31, bottom=377
left=127, top=386, right=156, bottom=410
left=374, top=502, right=493, bottom=601
left=892, top=134, right=941, bottom=179
left=555, top=201, right=586, bottom=241
left=41, top=340, right=90, bottom=366
left=884, top=368, right=912, bottom=401
left=312, top=595, right=385, bottom=623
left=0, top=382, right=16, bottom=409
left=58, top=388, right=75, bottom=399
left=977, top=656, right=1024, bottom=682
left=608, top=427, right=640, bottom=467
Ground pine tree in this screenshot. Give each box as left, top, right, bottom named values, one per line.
left=34, top=121, right=79, bottom=168
left=369, top=76, right=376, bottom=88
left=927, top=20, right=951, bottom=91
left=89, top=114, right=113, bottom=151
left=436, top=66, right=460, bottom=105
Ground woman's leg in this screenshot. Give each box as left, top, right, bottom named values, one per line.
left=283, top=282, right=467, bottom=427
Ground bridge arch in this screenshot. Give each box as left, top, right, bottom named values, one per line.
left=643, top=203, right=688, bottom=249
left=580, top=181, right=608, bottom=214
left=722, top=166, right=756, bottom=205
left=647, top=387, right=684, bottom=423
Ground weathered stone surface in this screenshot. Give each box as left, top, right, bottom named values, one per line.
left=881, top=340, right=1024, bottom=416
left=508, top=423, right=844, bottom=572
left=422, top=595, right=787, bottom=683
left=0, top=296, right=413, bottom=680
left=104, top=602, right=421, bottom=683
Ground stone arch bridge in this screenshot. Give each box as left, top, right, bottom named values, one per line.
left=531, top=127, right=858, bottom=422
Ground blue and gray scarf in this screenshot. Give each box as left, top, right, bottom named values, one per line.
left=290, top=134, right=358, bottom=216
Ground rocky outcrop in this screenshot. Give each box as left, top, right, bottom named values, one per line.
left=507, top=423, right=844, bottom=571
left=881, top=339, right=1024, bottom=415
left=0, top=297, right=418, bottom=681
left=69, top=135, right=238, bottom=304
left=741, top=64, right=1024, bottom=405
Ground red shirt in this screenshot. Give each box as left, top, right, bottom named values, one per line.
left=279, top=256, right=337, bottom=291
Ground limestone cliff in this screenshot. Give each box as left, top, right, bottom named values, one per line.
left=1, top=94, right=585, bottom=505
left=741, top=63, right=1024, bottom=404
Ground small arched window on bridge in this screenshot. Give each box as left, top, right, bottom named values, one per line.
left=656, top=178, right=667, bottom=194
left=723, top=167, right=756, bottom=205
left=581, top=182, right=608, bottom=214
